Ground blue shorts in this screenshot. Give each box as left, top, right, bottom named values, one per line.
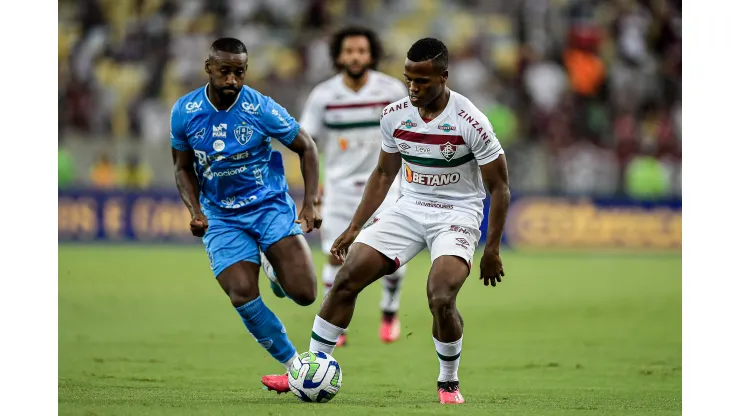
left=202, top=192, right=303, bottom=278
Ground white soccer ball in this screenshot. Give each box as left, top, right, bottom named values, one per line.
left=288, top=351, right=342, bottom=403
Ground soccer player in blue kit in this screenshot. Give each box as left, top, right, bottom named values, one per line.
left=170, top=38, right=321, bottom=393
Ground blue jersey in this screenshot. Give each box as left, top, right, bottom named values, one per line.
left=170, top=84, right=300, bottom=211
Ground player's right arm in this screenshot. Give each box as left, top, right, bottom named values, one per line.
left=330, top=114, right=402, bottom=262
left=170, top=102, right=207, bottom=237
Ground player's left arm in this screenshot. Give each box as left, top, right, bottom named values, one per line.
left=467, top=116, right=510, bottom=287
left=259, top=97, right=322, bottom=232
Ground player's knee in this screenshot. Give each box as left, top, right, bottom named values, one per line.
left=290, top=284, right=317, bottom=306
left=227, top=285, right=258, bottom=308
left=331, top=268, right=362, bottom=299
left=427, top=291, right=456, bottom=315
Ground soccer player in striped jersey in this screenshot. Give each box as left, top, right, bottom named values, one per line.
left=307, top=38, right=510, bottom=404
left=259, top=26, right=408, bottom=349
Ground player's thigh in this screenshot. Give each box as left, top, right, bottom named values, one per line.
left=426, top=255, right=471, bottom=306
left=353, top=205, right=427, bottom=271
left=264, top=234, right=316, bottom=286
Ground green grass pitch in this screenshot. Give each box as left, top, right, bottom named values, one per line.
left=59, top=246, right=681, bottom=415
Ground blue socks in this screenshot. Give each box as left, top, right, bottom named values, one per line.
left=235, top=296, right=298, bottom=368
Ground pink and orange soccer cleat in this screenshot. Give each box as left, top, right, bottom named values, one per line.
left=379, top=315, right=400, bottom=344
left=336, top=333, right=347, bottom=347
left=261, top=373, right=290, bottom=394
left=437, top=381, right=465, bottom=404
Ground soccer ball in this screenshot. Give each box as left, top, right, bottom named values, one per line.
left=288, top=351, right=342, bottom=403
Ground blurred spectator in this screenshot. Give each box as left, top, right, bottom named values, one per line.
left=625, top=153, right=670, bottom=200
left=90, top=153, right=116, bottom=189
left=118, top=155, right=153, bottom=189
left=58, top=148, right=76, bottom=189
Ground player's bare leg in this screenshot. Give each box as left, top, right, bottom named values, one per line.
left=216, top=261, right=299, bottom=394
left=379, top=265, right=406, bottom=343
left=427, top=255, right=470, bottom=404
left=309, top=243, right=394, bottom=354
left=323, top=254, right=348, bottom=347
left=263, top=234, right=317, bottom=306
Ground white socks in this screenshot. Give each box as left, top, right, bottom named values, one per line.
left=379, top=264, right=406, bottom=313
left=322, top=264, right=340, bottom=297
left=310, top=316, right=345, bottom=354
left=434, top=337, right=463, bottom=382
left=281, top=352, right=299, bottom=371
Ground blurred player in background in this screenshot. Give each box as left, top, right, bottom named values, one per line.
left=307, top=38, right=510, bottom=404
left=170, top=38, right=322, bottom=393
left=260, top=26, right=408, bottom=348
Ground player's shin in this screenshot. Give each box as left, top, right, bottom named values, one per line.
left=433, top=336, right=463, bottom=382
left=235, top=296, right=298, bottom=370
left=322, top=264, right=340, bottom=297
left=309, top=315, right=345, bottom=355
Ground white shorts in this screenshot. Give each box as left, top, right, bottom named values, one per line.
left=353, top=198, right=482, bottom=271
left=320, top=189, right=399, bottom=254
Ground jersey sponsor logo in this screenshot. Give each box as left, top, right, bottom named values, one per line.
left=242, top=102, right=261, bottom=114
left=401, top=119, right=417, bottom=129
left=438, top=123, right=457, bottom=132
left=338, top=137, right=348, bottom=151
left=398, top=142, right=411, bottom=153
left=440, top=142, right=457, bottom=161
left=457, top=109, right=492, bottom=143
left=272, top=109, right=288, bottom=126
left=185, top=101, right=203, bottom=113
left=211, top=165, right=248, bottom=178
left=415, top=145, right=431, bottom=154
left=195, top=128, right=206, bottom=139
left=212, top=123, right=228, bottom=138
left=213, top=140, right=225, bottom=152
left=404, top=165, right=460, bottom=186
left=449, top=225, right=472, bottom=236
left=414, top=200, right=454, bottom=210
left=234, top=122, right=254, bottom=146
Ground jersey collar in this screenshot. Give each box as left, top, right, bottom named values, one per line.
left=203, top=84, right=242, bottom=112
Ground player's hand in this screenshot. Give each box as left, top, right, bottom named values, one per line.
left=296, top=201, right=322, bottom=233
left=190, top=213, right=209, bottom=237
left=330, top=226, right=361, bottom=263
left=480, top=246, right=504, bottom=287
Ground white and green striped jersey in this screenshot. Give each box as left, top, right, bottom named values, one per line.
left=299, top=71, right=408, bottom=195
left=379, top=91, right=504, bottom=221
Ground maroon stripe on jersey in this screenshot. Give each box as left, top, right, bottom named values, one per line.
left=325, top=101, right=391, bottom=110
left=393, top=129, right=465, bottom=145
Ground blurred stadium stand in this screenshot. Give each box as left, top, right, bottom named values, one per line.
left=58, top=0, right=681, bottom=199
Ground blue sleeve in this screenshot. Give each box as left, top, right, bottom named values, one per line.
left=259, top=97, right=300, bottom=146
left=170, top=101, right=190, bottom=151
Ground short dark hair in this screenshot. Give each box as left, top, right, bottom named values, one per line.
left=210, top=38, right=248, bottom=56
left=329, top=26, right=383, bottom=71
left=407, top=37, right=448, bottom=72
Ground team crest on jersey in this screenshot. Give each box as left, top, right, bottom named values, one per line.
left=234, top=122, right=254, bottom=146
left=212, top=124, right=228, bottom=138
left=440, top=142, right=457, bottom=161
left=438, top=123, right=457, bottom=132
left=401, top=119, right=417, bottom=129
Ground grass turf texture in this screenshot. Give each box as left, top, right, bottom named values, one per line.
left=59, top=246, right=681, bottom=415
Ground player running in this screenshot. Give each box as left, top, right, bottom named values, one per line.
left=259, top=26, right=408, bottom=347
left=306, top=38, right=510, bottom=404
left=170, top=38, right=322, bottom=392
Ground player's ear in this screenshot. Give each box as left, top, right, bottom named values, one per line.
left=205, top=59, right=211, bottom=75
left=440, top=70, right=448, bottom=84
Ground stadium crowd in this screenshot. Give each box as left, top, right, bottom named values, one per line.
left=58, top=0, right=681, bottom=199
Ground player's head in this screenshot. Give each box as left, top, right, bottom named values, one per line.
left=404, top=38, right=449, bottom=108
left=330, top=26, right=382, bottom=79
left=205, top=38, right=248, bottom=98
